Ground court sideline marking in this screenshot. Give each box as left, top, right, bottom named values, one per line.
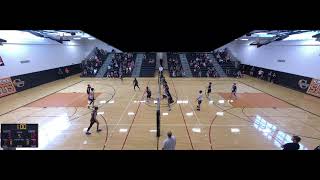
left=0, top=80, right=84, bottom=117
left=238, top=80, right=320, bottom=118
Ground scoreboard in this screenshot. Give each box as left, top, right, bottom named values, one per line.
left=1, top=124, right=38, bottom=149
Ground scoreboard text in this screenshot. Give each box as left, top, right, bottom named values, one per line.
left=1, top=124, right=38, bottom=148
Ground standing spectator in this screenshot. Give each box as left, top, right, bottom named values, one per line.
left=281, top=136, right=301, bottom=150
left=267, top=71, right=273, bottom=82
left=250, top=66, right=255, bottom=76
left=237, top=70, right=242, bottom=78
left=258, top=69, right=264, bottom=79
left=64, top=67, right=70, bottom=78
left=57, top=68, right=64, bottom=79
left=162, top=131, right=176, bottom=150
left=271, top=72, right=277, bottom=83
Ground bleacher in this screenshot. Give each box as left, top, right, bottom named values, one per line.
left=218, top=61, right=238, bottom=77
left=104, top=53, right=137, bottom=78
left=139, top=52, right=156, bottom=77
left=167, top=52, right=183, bottom=77
left=213, top=49, right=239, bottom=77
left=185, top=52, right=218, bottom=77
left=80, top=48, right=108, bottom=77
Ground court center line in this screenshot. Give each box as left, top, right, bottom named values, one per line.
left=170, top=78, right=194, bottom=150
left=121, top=81, right=150, bottom=150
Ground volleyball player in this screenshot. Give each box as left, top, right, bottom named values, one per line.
left=86, top=84, right=91, bottom=95
left=196, top=90, right=203, bottom=111
left=167, top=91, right=174, bottom=111
left=230, top=83, right=237, bottom=100
left=133, top=78, right=140, bottom=91
left=88, top=88, right=95, bottom=108
left=206, top=82, right=212, bottom=99
left=146, top=86, right=152, bottom=101
left=86, top=106, right=102, bottom=135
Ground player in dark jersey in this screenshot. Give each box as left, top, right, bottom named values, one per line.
left=206, top=82, right=212, bottom=99
left=230, top=83, right=237, bottom=100
left=88, top=88, right=95, bottom=108
left=87, top=84, right=91, bottom=95
left=146, top=86, right=152, bottom=101
left=133, top=78, right=140, bottom=91
left=86, top=106, right=102, bottom=135
left=167, top=92, right=174, bottom=111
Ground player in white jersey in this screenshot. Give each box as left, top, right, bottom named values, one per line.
left=196, top=90, right=203, bottom=111
left=88, top=88, right=95, bottom=108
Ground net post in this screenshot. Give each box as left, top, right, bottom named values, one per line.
left=156, top=71, right=161, bottom=137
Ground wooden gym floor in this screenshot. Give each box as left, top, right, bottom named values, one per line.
left=0, top=74, right=320, bottom=150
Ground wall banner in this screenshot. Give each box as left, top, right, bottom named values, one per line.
left=0, top=77, right=17, bottom=98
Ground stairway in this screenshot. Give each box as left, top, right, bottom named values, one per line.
left=131, top=53, right=144, bottom=77
left=207, top=53, right=227, bottom=77
left=156, top=52, right=168, bottom=70
left=96, top=53, right=115, bottom=78
left=179, top=53, right=193, bottom=77
left=139, top=53, right=156, bottom=77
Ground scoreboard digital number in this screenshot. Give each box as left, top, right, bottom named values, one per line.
left=1, top=124, right=38, bottom=148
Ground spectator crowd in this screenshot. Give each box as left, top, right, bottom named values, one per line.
left=105, top=52, right=135, bottom=78
left=167, top=53, right=184, bottom=77
left=213, top=48, right=232, bottom=64
left=81, top=47, right=107, bottom=77
left=187, top=52, right=219, bottom=77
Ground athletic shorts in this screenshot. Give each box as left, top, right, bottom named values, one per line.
left=198, top=100, right=202, bottom=105
left=90, top=118, right=97, bottom=123
left=207, top=89, right=211, bottom=94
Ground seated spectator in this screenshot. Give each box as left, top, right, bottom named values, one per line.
left=148, top=58, right=155, bottom=64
